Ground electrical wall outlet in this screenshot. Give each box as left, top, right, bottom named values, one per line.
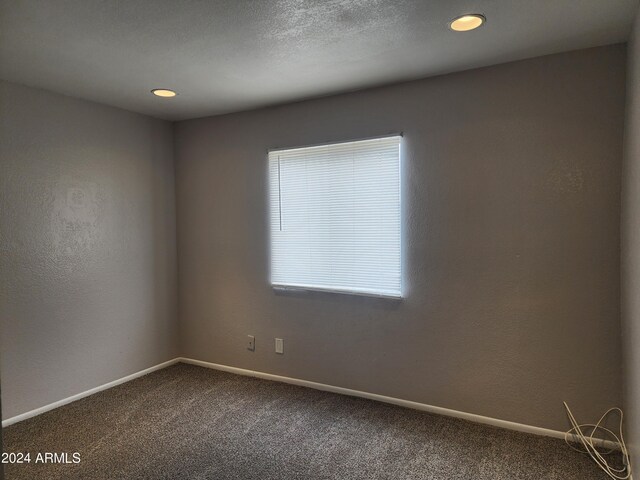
left=275, top=338, right=284, bottom=354
left=247, top=335, right=255, bottom=351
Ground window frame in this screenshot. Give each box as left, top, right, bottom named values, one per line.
left=267, top=133, right=403, bottom=299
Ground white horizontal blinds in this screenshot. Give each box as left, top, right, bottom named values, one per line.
left=269, top=136, right=401, bottom=297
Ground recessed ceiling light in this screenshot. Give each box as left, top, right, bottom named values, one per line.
left=151, top=88, right=177, bottom=98
left=449, top=14, right=485, bottom=32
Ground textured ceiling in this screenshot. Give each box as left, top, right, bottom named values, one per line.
left=0, top=0, right=637, bottom=121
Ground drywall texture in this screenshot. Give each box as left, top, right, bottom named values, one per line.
left=175, top=45, right=626, bottom=432
left=622, top=7, right=640, bottom=469
left=0, top=81, right=178, bottom=419
left=1, top=0, right=636, bottom=120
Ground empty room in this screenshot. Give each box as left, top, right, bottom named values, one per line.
left=1, top=1, right=639, bottom=479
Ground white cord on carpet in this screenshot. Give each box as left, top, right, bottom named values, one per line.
left=563, top=401, right=632, bottom=480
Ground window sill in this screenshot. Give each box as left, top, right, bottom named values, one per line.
left=272, top=284, right=402, bottom=300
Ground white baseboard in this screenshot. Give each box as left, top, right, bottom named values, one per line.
left=178, top=357, right=619, bottom=450
left=1, top=355, right=619, bottom=452
left=1, top=358, right=181, bottom=427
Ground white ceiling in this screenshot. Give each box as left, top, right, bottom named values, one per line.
left=0, top=0, right=637, bottom=121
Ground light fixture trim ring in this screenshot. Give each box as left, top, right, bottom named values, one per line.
left=449, top=14, right=486, bottom=32
left=151, top=88, right=178, bottom=98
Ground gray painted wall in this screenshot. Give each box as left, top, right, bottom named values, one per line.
left=622, top=6, right=640, bottom=469
left=0, top=81, right=178, bottom=419
left=175, top=45, right=626, bottom=432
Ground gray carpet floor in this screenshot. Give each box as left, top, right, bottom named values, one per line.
left=3, top=363, right=617, bottom=479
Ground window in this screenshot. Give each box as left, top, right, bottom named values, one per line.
left=268, top=135, right=401, bottom=298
